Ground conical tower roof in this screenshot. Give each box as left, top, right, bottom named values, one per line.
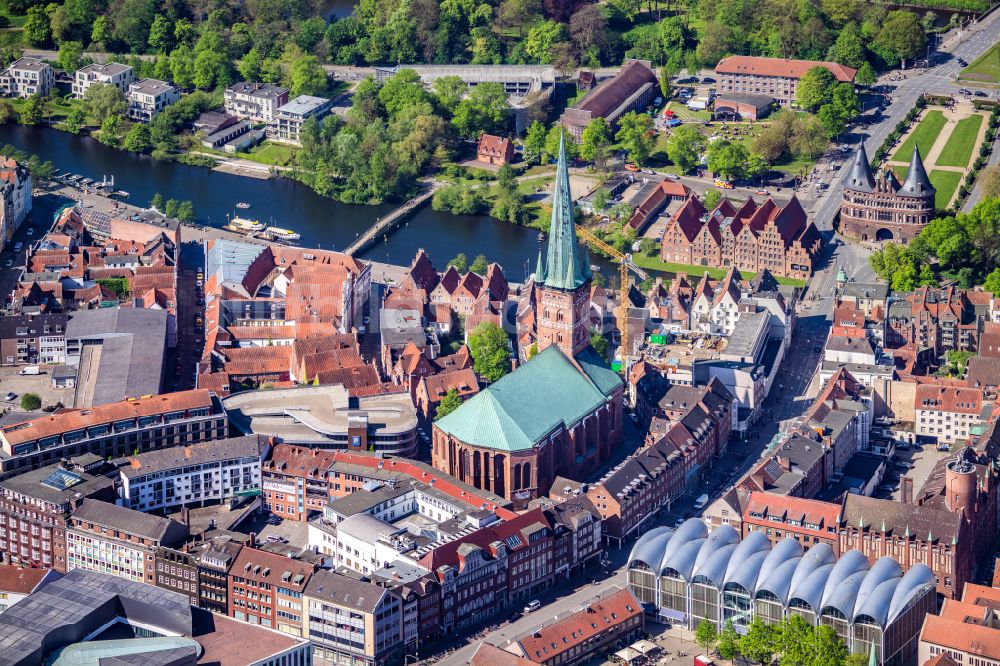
left=899, top=146, right=935, bottom=198
left=847, top=142, right=875, bottom=193
left=540, top=133, right=592, bottom=291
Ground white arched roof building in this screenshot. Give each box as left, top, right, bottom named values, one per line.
left=627, top=519, right=936, bottom=666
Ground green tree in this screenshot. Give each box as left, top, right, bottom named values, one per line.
left=739, top=618, right=778, bottom=666
left=746, top=153, right=770, bottom=181
left=448, top=252, right=469, bottom=273
left=703, top=188, right=722, bottom=209
left=717, top=620, right=740, bottom=661
left=812, top=625, right=848, bottom=666
left=580, top=117, right=612, bottom=171
left=856, top=61, right=877, bottom=86
left=468, top=321, right=511, bottom=382
left=109, top=0, right=156, bottom=53
left=524, top=20, right=567, bottom=63
left=150, top=193, right=165, bottom=211
left=62, top=105, right=86, bottom=133
left=164, top=198, right=179, bottom=218
left=616, top=111, right=655, bottom=166
left=295, top=17, right=328, bottom=52
left=90, top=15, right=109, bottom=46
left=57, top=41, right=84, bottom=73
left=876, top=10, right=927, bottom=68
left=23, top=5, right=52, bottom=46
left=84, top=83, right=126, bottom=125
left=289, top=55, right=328, bottom=96
left=148, top=14, right=173, bottom=53
left=523, top=121, right=547, bottom=166
left=828, top=23, right=867, bottom=68
left=470, top=254, right=489, bottom=274
left=193, top=50, right=231, bottom=90
left=778, top=615, right=813, bottom=666
left=123, top=123, right=151, bottom=152
left=98, top=113, right=124, bottom=147
left=984, top=267, right=1000, bottom=296
left=20, top=393, right=41, bottom=411
left=435, top=388, right=465, bottom=420
left=433, top=76, right=467, bottom=116
left=18, top=96, right=45, bottom=126
left=845, top=655, right=868, bottom=666
left=544, top=125, right=577, bottom=163
left=918, top=263, right=937, bottom=286
left=590, top=331, right=609, bottom=360
left=592, top=188, right=609, bottom=212
left=238, top=47, right=266, bottom=83
left=176, top=200, right=196, bottom=223
left=707, top=140, right=749, bottom=180
left=452, top=82, right=509, bottom=138
left=695, top=619, right=718, bottom=654
left=659, top=66, right=672, bottom=99
left=667, top=124, right=707, bottom=173
left=797, top=66, right=837, bottom=111
left=0, top=100, right=14, bottom=125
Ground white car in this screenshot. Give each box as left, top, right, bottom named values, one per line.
left=5, top=392, right=16, bottom=401
left=523, top=600, right=541, bottom=613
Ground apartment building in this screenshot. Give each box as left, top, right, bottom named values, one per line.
left=72, top=62, right=134, bottom=99
left=919, top=583, right=1000, bottom=666
left=0, top=156, right=32, bottom=252
left=0, top=455, right=115, bottom=572
left=66, top=499, right=188, bottom=584
left=228, top=546, right=316, bottom=635
left=154, top=545, right=199, bottom=605
left=741, top=491, right=841, bottom=553
left=0, top=57, right=54, bottom=98
left=714, top=56, right=856, bottom=106
left=127, top=78, right=180, bottom=122
left=0, top=389, right=228, bottom=477
left=304, top=569, right=404, bottom=666
left=225, top=82, right=290, bottom=123
left=0, top=313, right=68, bottom=367
left=915, top=385, right=985, bottom=444
left=271, top=95, right=333, bottom=145
left=119, top=434, right=271, bottom=511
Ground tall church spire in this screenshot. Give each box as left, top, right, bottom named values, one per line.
left=540, top=132, right=591, bottom=291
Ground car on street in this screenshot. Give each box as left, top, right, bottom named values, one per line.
left=959, top=88, right=972, bottom=95
left=523, top=600, right=541, bottom=613
left=25, top=228, right=33, bottom=236
left=4, top=392, right=16, bottom=401
left=702, top=77, right=716, bottom=83
left=13, top=242, right=22, bottom=252
left=755, top=189, right=770, bottom=195
left=666, top=173, right=681, bottom=181
left=937, top=443, right=950, bottom=451
left=714, top=179, right=733, bottom=189
left=624, top=164, right=640, bottom=172
left=975, top=90, right=987, bottom=97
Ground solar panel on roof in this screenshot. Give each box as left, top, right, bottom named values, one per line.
left=40, top=468, right=83, bottom=491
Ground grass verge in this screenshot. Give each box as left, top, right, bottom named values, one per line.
left=934, top=114, right=984, bottom=168
left=959, top=41, right=1000, bottom=83
left=894, top=110, right=946, bottom=162
left=632, top=253, right=806, bottom=287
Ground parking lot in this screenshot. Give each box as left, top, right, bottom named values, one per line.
left=0, top=365, right=75, bottom=412
left=879, top=441, right=951, bottom=501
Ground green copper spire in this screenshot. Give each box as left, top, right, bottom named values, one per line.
left=540, top=132, right=591, bottom=291
left=869, top=644, right=877, bottom=666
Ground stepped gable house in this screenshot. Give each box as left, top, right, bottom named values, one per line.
left=840, top=144, right=936, bottom=244
left=432, top=136, right=624, bottom=504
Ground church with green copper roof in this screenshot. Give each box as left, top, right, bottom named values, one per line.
left=432, top=133, right=624, bottom=504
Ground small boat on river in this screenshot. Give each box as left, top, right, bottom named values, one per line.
left=265, top=226, right=301, bottom=241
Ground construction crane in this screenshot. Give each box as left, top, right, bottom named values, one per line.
left=574, top=224, right=649, bottom=374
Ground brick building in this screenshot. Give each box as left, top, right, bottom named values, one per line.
left=714, top=55, right=856, bottom=106
left=659, top=195, right=822, bottom=280
left=919, top=583, right=1000, bottom=666
left=560, top=60, right=658, bottom=140
left=840, top=144, right=936, bottom=244
left=0, top=455, right=115, bottom=572
left=886, top=286, right=983, bottom=356
left=742, top=491, right=841, bottom=553
left=229, top=546, right=316, bottom=635
left=477, top=133, right=515, bottom=165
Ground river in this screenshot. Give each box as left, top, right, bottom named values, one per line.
left=0, top=124, right=614, bottom=280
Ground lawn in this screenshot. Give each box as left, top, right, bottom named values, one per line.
left=894, top=110, right=946, bottom=162
left=893, top=166, right=963, bottom=209
left=929, top=170, right=963, bottom=209
left=959, top=40, right=1000, bottom=83
left=236, top=141, right=297, bottom=166
left=934, top=114, right=984, bottom=168
left=632, top=252, right=805, bottom=286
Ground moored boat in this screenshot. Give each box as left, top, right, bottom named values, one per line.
left=265, top=226, right=301, bottom=241
left=227, top=217, right=265, bottom=232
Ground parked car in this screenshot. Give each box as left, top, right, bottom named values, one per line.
left=13, top=242, right=22, bottom=252
left=624, top=163, right=640, bottom=172
left=937, top=443, right=950, bottom=451
left=523, top=600, right=542, bottom=613
left=5, top=392, right=16, bottom=401
left=755, top=189, right=770, bottom=195
left=25, top=228, right=33, bottom=236
left=959, top=88, right=972, bottom=95
left=666, top=173, right=681, bottom=181
left=714, top=179, right=734, bottom=189
left=975, top=90, right=987, bottom=97
left=264, top=534, right=285, bottom=543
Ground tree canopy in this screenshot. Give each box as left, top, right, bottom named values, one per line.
left=468, top=321, right=512, bottom=382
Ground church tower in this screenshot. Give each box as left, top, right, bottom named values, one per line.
left=534, top=133, right=592, bottom=358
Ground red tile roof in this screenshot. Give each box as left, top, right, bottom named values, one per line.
left=478, top=134, right=514, bottom=160
left=744, top=491, right=841, bottom=533
left=0, top=565, right=52, bottom=594
left=470, top=643, right=535, bottom=666
left=715, top=55, right=857, bottom=82
left=0, top=390, right=215, bottom=447
left=915, top=384, right=983, bottom=415
left=230, top=547, right=315, bottom=591
left=514, top=588, right=642, bottom=662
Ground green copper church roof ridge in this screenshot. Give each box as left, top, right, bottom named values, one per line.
left=540, top=131, right=591, bottom=291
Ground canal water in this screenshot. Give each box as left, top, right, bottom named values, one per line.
left=0, top=124, right=615, bottom=279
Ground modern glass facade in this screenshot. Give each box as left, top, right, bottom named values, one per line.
left=626, top=520, right=937, bottom=666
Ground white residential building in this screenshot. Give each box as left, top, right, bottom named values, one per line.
left=72, top=63, right=134, bottom=99
left=689, top=269, right=742, bottom=335
left=915, top=384, right=986, bottom=444
left=225, top=82, right=289, bottom=123
left=127, top=79, right=180, bottom=122
left=0, top=58, right=53, bottom=98
left=119, top=435, right=270, bottom=512
left=271, top=95, right=332, bottom=145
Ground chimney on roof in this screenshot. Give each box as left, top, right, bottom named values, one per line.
left=249, top=532, right=257, bottom=547
left=900, top=476, right=913, bottom=505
